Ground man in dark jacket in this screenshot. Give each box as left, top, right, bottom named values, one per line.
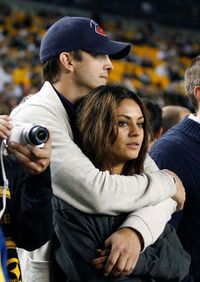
left=0, top=114, right=53, bottom=282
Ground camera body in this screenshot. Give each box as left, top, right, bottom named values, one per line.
left=8, top=123, right=49, bottom=146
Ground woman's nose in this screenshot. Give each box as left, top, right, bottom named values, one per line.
left=129, top=125, right=140, bottom=136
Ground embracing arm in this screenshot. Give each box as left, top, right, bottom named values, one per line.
left=120, top=155, right=185, bottom=248
left=11, top=103, right=177, bottom=215
left=120, top=198, right=177, bottom=249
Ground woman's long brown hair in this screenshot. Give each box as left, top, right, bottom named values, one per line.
left=76, top=85, right=149, bottom=175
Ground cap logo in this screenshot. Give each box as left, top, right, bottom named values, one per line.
left=90, top=20, right=107, bottom=36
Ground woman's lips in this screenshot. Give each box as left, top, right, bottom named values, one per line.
left=126, top=143, right=140, bottom=149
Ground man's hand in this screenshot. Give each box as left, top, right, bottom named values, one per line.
left=0, top=115, right=13, bottom=140
left=164, top=169, right=186, bottom=211
left=91, top=227, right=141, bottom=277
left=7, top=137, right=51, bottom=174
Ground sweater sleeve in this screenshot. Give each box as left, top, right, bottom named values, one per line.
left=118, top=154, right=177, bottom=249
left=119, top=198, right=177, bottom=249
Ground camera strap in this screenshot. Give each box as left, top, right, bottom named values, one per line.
left=0, top=141, right=9, bottom=221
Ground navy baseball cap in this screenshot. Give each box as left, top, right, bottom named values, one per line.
left=39, top=16, right=131, bottom=63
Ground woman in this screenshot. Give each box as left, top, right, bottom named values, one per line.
left=53, top=85, right=190, bottom=281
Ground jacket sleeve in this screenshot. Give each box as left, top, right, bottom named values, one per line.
left=12, top=163, right=53, bottom=251
left=11, top=103, right=176, bottom=215
left=143, top=153, right=160, bottom=172
left=119, top=198, right=177, bottom=249
left=133, top=224, right=191, bottom=281
left=118, top=154, right=177, bottom=249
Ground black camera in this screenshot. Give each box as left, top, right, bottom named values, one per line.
left=8, top=123, right=49, bottom=146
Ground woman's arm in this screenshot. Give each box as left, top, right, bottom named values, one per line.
left=91, top=224, right=190, bottom=281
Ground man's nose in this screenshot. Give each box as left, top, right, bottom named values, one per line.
left=104, top=56, right=114, bottom=72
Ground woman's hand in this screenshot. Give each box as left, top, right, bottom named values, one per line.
left=91, top=227, right=141, bottom=277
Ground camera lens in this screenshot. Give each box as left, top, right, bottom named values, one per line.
left=24, top=125, right=49, bottom=145
left=37, top=130, right=47, bottom=141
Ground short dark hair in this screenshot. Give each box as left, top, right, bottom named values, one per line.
left=42, top=50, right=83, bottom=83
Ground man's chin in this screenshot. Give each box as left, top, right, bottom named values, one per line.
left=96, top=82, right=107, bottom=88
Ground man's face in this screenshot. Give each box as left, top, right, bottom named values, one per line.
left=72, top=51, right=113, bottom=94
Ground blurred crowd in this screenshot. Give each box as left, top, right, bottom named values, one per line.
left=0, top=1, right=199, bottom=114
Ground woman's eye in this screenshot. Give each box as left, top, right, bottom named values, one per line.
left=137, top=122, right=144, bottom=128
left=118, top=121, right=128, bottom=127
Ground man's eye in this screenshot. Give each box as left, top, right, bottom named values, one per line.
left=118, top=121, right=128, bottom=127
left=89, top=52, right=100, bottom=58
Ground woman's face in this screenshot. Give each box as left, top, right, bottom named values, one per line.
left=110, top=98, right=144, bottom=173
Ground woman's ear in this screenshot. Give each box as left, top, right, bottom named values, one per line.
left=59, top=52, right=74, bottom=72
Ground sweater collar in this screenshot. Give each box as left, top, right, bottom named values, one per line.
left=177, top=116, right=200, bottom=139
left=188, top=113, right=200, bottom=124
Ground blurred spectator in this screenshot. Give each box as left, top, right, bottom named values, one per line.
left=162, top=105, right=191, bottom=133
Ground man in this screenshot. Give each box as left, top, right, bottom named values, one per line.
left=0, top=115, right=52, bottom=281
left=11, top=16, right=184, bottom=281
left=150, top=55, right=200, bottom=281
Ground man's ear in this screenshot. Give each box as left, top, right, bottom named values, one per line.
left=59, top=52, right=74, bottom=72
left=194, top=86, right=200, bottom=102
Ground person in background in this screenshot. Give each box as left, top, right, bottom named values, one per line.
left=52, top=84, right=190, bottom=281
left=143, top=98, right=163, bottom=151
left=0, top=115, right=53, bottom=282
left=11, top=16, right=185, bottom=281
left=150, top=55, right=200, bottom=281
left=162, top=105, right=191, bottom=134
